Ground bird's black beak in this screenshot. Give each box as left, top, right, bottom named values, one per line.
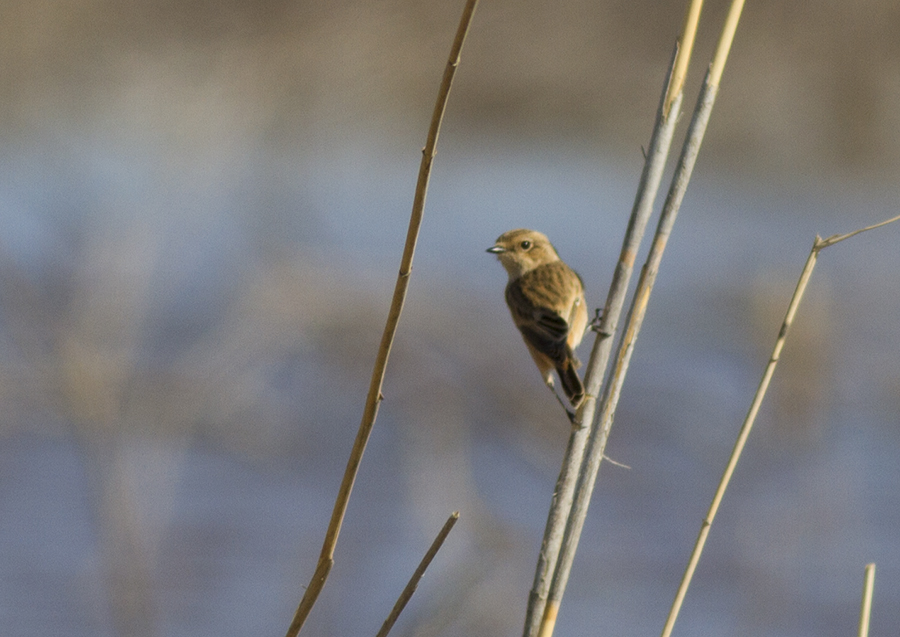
left=486, top=245, right=505, bottom=254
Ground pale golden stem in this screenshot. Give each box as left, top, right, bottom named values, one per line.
left=283, top=3, right=479, bottom=634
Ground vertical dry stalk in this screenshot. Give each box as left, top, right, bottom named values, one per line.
left=284, top=3, right=479, bottom=635
left=375, top=512, right=460, bottom=637
left=665, top=0, right=704, bottom=116
left=523, top=2, right=705, bottom=633
left=858, top=563, right=876, bottom=637
left=522, top=24, right=692, bottom=636
left=660, top=213, right=900, bottom=637
left=533, top=3, right=746, bottom=635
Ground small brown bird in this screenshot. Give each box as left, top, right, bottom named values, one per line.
left=487, top=229, right=589, bottom=412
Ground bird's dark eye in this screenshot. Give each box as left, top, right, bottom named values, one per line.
left=520, top=240, right=532, bottom=250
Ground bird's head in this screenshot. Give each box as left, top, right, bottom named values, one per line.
left=487, top=228, right=560, bottom=279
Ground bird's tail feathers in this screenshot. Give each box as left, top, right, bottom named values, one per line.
left=558, top=358, right=585, bottom=408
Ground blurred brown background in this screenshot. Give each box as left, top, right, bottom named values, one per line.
left=1, top=1, right=899, bottom=636
left=5, top=0, right=900, bottom=176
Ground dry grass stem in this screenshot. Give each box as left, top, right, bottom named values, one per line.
left=533, top=3, right=747, bottom=635
left=660, top=245, right=817, bottom=637
left=375, top=512, right=460, bottom=637
left=283, top=2, right=479, bottom=634
left=709, top=0, right=747, bottom=87
left=665, top=0, right=704, bottom=117
left=660, top=214, right=899, bottom=637
left=857, top=563, right=876, bottom=637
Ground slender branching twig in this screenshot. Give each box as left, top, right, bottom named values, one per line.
left=857, top=563, right=876, bottom=637
left=660, top=240, right=816, bottom=637
left=283, top=3, right=479, bottom=634
left=375, top=512, right=460, bottom=637
left=660, top=214, right=900, bottom=637
left=817, top=212, right=900, bottom=248
left=532, top=2, right=747, bottom=635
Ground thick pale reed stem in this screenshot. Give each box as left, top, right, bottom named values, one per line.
left=534, top=1, right=747, bottom=633
left=522, top=33, right=688, bottom=637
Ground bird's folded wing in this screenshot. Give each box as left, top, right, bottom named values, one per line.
left=506, top=281, right=570, bottom=365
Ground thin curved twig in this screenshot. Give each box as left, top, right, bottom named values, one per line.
left=284, top=3, right=479, bottom=634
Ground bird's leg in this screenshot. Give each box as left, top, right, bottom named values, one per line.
left=545, top=379, right=579, bottom=425
left=590, top=307, right=611, bottom=337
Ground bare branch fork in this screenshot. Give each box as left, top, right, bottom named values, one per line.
left=521, top=2, right=703, bottom=634
left=283, top=2, right=479, bottom=635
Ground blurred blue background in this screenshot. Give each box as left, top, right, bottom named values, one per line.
left=1, top=1, right=899, bottom=636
